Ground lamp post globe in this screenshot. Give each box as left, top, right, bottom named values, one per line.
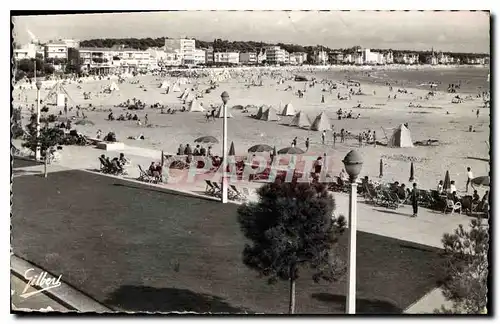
left=221, top=91, right=230, bottom=105
left=342, top=150, right=363, bottom=182
left=36, top=80, right=42, bottom=90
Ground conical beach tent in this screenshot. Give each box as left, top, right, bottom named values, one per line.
left=172, top=83, right=181, bottom=92
left=289, top=111, right=311, bottom=128
left=310, top=112, right=331, bottom=131
left=260, top=107, right=279, bottom=121
left=180, top=89, right=189, bottom=100
left=281, top=103, right=296, bottom=116
left=189, top=99, right=205, bottom=112
left=184, top=92, right=195, bottom=104
left=109, top=82, right=119, bottom=91
left=215, top=105, right=233, bottom=118
left=160, top=81, right=170, bottom=89
left=388, top=124, right=414, bottom=148
left=255, top=106, right=264, bottom=120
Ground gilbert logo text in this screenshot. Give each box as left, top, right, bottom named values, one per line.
left=21, top=268, right=62, bottom=299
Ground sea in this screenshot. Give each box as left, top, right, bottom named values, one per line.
left=321, top=66, right=490, bottom=94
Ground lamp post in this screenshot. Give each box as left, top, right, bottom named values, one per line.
left=35, top=80, right=42, bottom=161
left=342, top=150, right=363, bottom=314
left=221, top=91, right=230, bottom=203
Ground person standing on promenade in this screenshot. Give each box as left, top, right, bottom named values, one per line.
left=411, top=183, right=418, bottom=217
left=466, top=167, right=474, bottom=193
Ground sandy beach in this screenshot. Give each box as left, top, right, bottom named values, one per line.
left=13, top=66, right=490, bottom=194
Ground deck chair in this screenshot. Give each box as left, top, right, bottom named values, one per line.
left=230, top=185, right=247, bottom=201
left=380, top=190, right=398, bottom=209
left=205, top=180, right=216, bottom=196
left=444, top=200, right=462, bottom=214
left=389, top=191, right=406, bottom=208
left=210, top=181, right=222, bottom=197
left=138, top=165, right=157, bottom=183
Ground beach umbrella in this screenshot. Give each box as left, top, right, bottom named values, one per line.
left=379, top=158, right=383, bottom=178
left=409, top=162, right=415, bottom=182
left=228, top=141, right=235, bottom=156
left=75, top=119, right=95, bottom=126
left=443, top=170, right=451, bottom=191
left=232, top=105, right=244, bottom=110
left=161, top=150, right=164, bottom=167
left=194, top=136, right=219, bottom=144
left=248, top=144, right=274, bottom=153
left=471, top=176, right=490, bottom=187
left=277, top=147, right=305, bottom=155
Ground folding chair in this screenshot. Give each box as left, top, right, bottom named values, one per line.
left=444, top=199, right=462, bottom=214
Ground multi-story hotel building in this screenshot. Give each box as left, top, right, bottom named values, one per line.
left=239, top=52, right=257, bottom=65
left=214, top=52, right=240, bottom=65
left=165, top=38, right=196, bottom=65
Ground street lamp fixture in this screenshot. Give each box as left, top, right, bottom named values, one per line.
left=342, top=150, right=363, bottom=314
left=221, top=91, right=230, bottom=203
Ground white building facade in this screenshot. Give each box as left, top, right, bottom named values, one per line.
left=44, top=43, right=68, bottom=60
left=165, top=38, right=196, bottom=65
left=214, top=52, right=240, bottom=64
left=194, top=48, right=206, bottom=65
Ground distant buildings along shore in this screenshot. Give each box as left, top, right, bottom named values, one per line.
left=13, top=37, right=490, bottom=75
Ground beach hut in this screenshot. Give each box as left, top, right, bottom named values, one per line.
left=184, top=92, right=195, bottom=104
left=310, top=112, right=331, bottom=131
left=281, top=103, right=296, bottom=116
left=109, top=82, right=119, bottom=91
left=260, top=107, right=280, bottom=121
left=214, top=105, right=234, bottom=118
left=289, top=111, right=311, bottom=128
left=255, top=106, right=265, bottom=120
left=388, top=124, right=414, bottom=148
left=189, top=99, right=205, bottom=112
left=160, top=81, right=170, bottom=89
left=172, top=83, right=181, bottom=92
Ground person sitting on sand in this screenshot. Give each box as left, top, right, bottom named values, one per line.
left=132, top=114, right=138, bottom=121
left=207, top=146, right=213, bottom=157
left=200, top=146, right=207, bottom=156
left=108, top=112, right=115, bottom=121
left=96, top=129, right=102, bottom=139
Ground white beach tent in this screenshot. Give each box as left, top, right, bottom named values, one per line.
left=109, top=81, right=120, bottom=91
left=189, top=99, right=205, bottom=112
left=260, top=107, right=280, bottom=121
left=172, top=83, right=181, bottom=92
left=160, top=81, right=170, bottom=89
left=184, top=92, right=196, bottom=104
left=289, top=111, right=311, bottom=128
left=180, top=89, right=189, bottom=100
left=310, top=112, right=331, bottom=131
left=388, top=124, right=414, bottom=148
left=255, top=106, right=265, bottom=120
left=215, top=105, right=234, bottom=118
left=281, top=103, right=296, bottom=116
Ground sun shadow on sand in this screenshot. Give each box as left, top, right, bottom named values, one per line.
left=311, top=293, right=402, bottom=314
left=372, top=208, right=411, bottom=217
left=105, top=285, right=250, bottom=313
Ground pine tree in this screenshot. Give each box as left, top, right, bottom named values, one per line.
left=435, top=217, right=489, bottom=314
left=237, top=178, right=347, bottom=313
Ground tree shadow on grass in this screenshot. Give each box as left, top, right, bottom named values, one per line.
left=311, top=293, right=402, bottom=314
left=105, top=285, right=251, bottom=314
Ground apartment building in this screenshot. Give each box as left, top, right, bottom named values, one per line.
left=265, top=46, right=285, bottom=65
left=239, top=52, right=257, bottom=65
left=44, top=43, right=68, bottom=60
left=214, top=52, right=240, bottom=64
left=194, top=48, right=206, bottom=65
left=205, top=47, right=214, bottom=64
left=165, top=38, right=196, bottom=65
left=13, top=43, right=37, bottom=60
left=394, top=53, right=419, bottom=64
left=73, top=47, right=150, bottom=74
left=257, top=49, right=266, bottom=64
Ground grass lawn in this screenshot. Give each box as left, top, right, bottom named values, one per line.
left=12, top=157, right=42, bottom=169
left=12, top=170, right=446, bottom=314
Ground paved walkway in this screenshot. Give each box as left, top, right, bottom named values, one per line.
left=12, top=140, right=483, bottom=313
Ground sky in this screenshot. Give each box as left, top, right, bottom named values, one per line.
left=12, top=11, right=490, bottom=53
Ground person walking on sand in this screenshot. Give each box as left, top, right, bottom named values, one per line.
left=144, top=114, right=148, bottom=125
left=305, top=138, right=310, bottom=151
left=321, top=130, right=326, bottom=145
left=476, top=109, right=480, bottom=118
left=373, top=131, right=377, bottom=147
left=321, top=94, right=325, bottom=103
left=411, top=183, right=418, bottom=217
left=292, top=137, right=298, bottom=147
left=340, top=128, right=345, bottom=143
left=358, top=133, right=363, bottom=147
left=466, top=167, right=474, bottom=193
left=333, top=132, right=337, bottom=148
